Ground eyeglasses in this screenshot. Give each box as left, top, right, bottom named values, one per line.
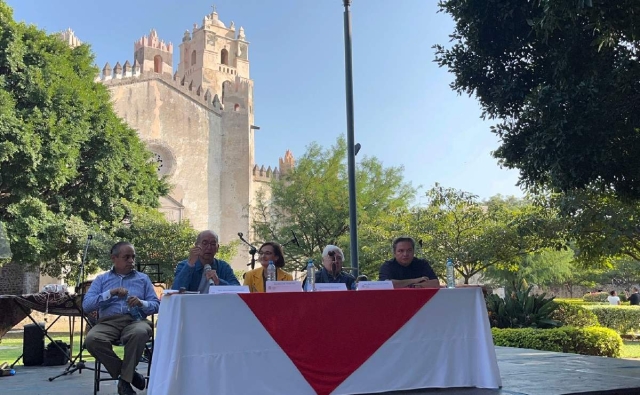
left=258, top=251, right=274, bottom=256
left=200, top=241, right=218, bottom=248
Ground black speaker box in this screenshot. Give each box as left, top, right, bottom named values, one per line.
left=23, top=322, right=45, bottom=366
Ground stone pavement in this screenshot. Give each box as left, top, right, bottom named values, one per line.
left=1, top=347, right=640, bottom=394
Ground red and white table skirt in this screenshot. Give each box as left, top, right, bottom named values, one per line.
left=148, top=288, right=501, bottom=395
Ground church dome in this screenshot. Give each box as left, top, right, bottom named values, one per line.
left=209, top=11, right=226, bottom=28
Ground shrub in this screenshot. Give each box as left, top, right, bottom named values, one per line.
left=551, top=302, right=600, bottom=328
left=584, top=306, right=640, bottom=334
left=486, top=286, right=560, bottom=329
left=492, top=327, right=622, bottom=357
left=583, top=292, right=609, bottom=303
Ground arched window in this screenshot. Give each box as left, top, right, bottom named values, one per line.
left=234, top=104, right=240, bottom=111
left=221, top=48, right=229, bottom=65
left=191, top=50, right=197, bottom=66
left=154, top=55, right=163, bottom=73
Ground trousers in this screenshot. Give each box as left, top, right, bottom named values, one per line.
left=85, top=314, right=152, bottom=383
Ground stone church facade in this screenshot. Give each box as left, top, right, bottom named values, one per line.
left=0, top=9, right=293, bottom=295
left=92, top=9, right=294, bottom=271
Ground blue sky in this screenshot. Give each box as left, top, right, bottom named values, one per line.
left=10, top=0, right=524, bottom=202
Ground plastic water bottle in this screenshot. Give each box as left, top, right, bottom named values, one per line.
left=267, top=260, right=276, bottom=281
left=128, top=305, right=143, bottom=321
left=305, top=260, right=316, bottom=292
left=126, top=292, right=143, bottom=320
left=446, top=258, right=455, bottom=289
left=0, top=368, right=16, bottom=377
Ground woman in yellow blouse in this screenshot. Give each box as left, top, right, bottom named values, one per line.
left=243, top=242, right=293, bottom=293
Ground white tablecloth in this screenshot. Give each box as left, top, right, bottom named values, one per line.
left=148, top=288, right=501, bottom=395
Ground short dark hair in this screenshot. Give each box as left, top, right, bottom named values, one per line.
left=110, top=241, right=133, bottom=256
left=392, top=237, right=415, bottom=252
left=259, top=241, right=285, bottom=268
left=610, top=290, right=616, bottom=296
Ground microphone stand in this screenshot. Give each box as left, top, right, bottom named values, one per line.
left=49, top=235, right=95, bottom=381
left=238, top=233, right=258, bottom=270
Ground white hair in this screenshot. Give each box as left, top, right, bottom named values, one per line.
left=322, top=245, right=344, bottom=258
left=197, top=230, right=219, bottom=244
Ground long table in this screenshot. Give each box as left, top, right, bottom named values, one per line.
left=148, top=288, right=501, bottom=395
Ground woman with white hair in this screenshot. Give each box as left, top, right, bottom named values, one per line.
left=303, top=245, right=356, bottom=290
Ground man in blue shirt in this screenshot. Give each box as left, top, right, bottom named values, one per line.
left=171, top=230, right=240, bottom=293
left=379, top=236, right=440, bottom=288
left=83, top=242, right=159, bottom=395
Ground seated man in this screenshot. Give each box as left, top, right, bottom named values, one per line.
left=171, top=230, right=240, bottom=293
left=628, top=287, right=640, bottom=306
left=303, top=245, right=356, bottom=290
left=379, top=236, right=440, bottom=288
left=83, top=242, right=159, bottom=395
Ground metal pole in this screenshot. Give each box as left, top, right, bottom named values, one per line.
left=343, top=0, right=359, bottom=276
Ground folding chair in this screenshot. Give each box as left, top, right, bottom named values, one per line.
left=93, top=315, right=155, bottom=394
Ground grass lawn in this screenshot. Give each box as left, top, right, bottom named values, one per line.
left=621, top=340, right=640, bottom=359
left=0, top=333, right=124, bottom=366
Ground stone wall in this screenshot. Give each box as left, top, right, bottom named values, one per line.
left=0, top=262, right=25, bottom=295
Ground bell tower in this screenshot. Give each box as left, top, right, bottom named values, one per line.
left=134, top=29, right=173, bottom=77
left=176, top=6, right=250, bottom=99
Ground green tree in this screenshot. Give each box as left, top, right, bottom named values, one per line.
left=0, top=3, right=168, bottom=277
left=418, top=185, right=555, bottom=283
left=484, top=249, right=574, bottom=291
left=252, top=136, right=415, bottom=276
left=434, top=0, right=640, bottom=198
left=548, top=188, right=640, bottom=265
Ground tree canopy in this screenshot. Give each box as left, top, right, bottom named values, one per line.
left=435, top=0, right=640, bottom=198
left=0, top=3, right=168, bottom=274
left=252, top=136, right=415, bottom=277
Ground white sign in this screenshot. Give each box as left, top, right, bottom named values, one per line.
left=209, top=285, right=250, bottom=294
left=314, top=283, right=348, bottom=292
left=356, top=281, right=394, bottom=291
left=266, top=280, right=303, bottom=293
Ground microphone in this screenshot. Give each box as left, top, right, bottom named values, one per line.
left=291, top=231, right=300, bottom=247
left=204, top=264, right=215, bottom=286
left=238, top=232, right=243, bottom=237
left=328, top=251, right=337, bottom=276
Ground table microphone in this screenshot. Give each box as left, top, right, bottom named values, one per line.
left=204, top=264, right=215, bottom=286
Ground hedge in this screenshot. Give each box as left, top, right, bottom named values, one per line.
left=551, top=301, right=600, bottom=328
left=584, top=305, right=640, bottom=334
left=583, top=292, right=609, bottom=303
left=492, top=327, right=622, bottom=357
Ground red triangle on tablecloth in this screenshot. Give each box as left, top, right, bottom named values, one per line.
left=239, top=289, right=439, bottom=395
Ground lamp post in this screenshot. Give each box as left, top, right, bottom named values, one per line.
left=342, top=0, right=359, bottom=276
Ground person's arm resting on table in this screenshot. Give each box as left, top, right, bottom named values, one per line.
left=378, top=265, right=440, bottom=289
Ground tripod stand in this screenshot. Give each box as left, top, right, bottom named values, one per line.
left=49, top=235, right=95, bottom=381
left=237, top=232, right=258, bottom=270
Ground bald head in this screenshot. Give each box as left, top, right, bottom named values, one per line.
left=195, top=230, right=219, bottom=264
left=196, top=230, right=219, bottom=244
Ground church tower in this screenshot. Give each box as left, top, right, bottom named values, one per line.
left=134, top=29, right=173, bottom=77
left=177, top=6, right=250, bottom=100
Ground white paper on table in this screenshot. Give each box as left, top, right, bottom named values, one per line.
left=209, top=285, right=250, bottom=294
left=314, top=283, right=348, bottom=292
left=357, top=281, right=394, bottom=291
left=265, top=280, right=303, bottom=293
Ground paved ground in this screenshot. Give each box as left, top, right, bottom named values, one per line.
left=1, top=347, right=640, bottom=394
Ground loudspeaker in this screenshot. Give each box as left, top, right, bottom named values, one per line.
left=23, top=323, right=45, bottom=366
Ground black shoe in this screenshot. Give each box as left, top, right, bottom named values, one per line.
left=131, top=371, right=146, bottom=391
left=117, top=379, right=136, bottom=395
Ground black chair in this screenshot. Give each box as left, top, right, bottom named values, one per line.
left=93, top=315, right=155, bottom=395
